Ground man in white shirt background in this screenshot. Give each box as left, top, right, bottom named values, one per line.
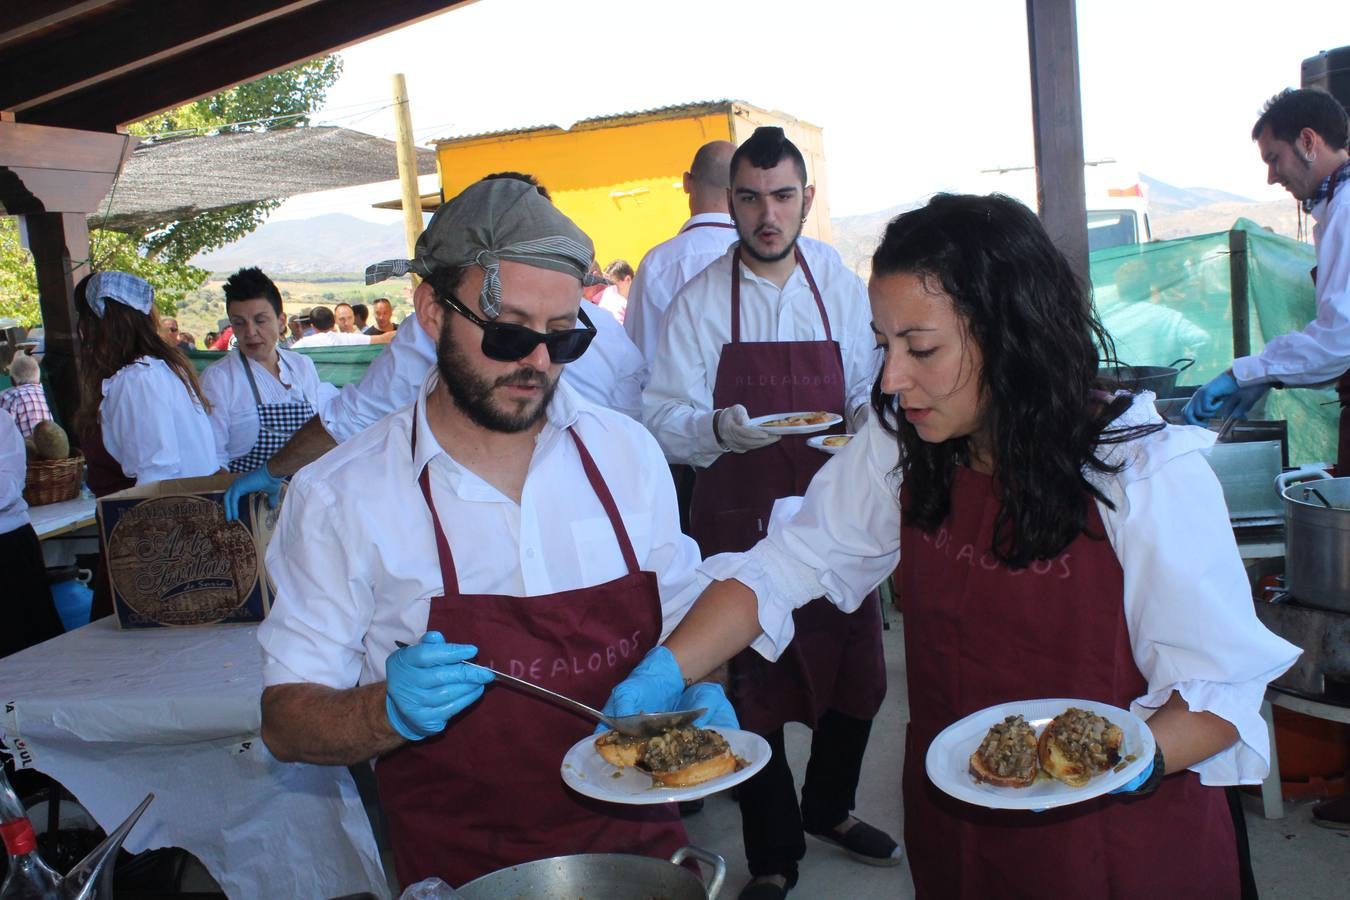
left=255, top=177, right=731, bottom=889
left=1186, top=87, right=1350, bottom=479
left=596, top=259, right=633, bottom=324
left=291, top=306, right=390, bottom=348
left=335, top=302, right=360, bottom=334
left=625, top=140, right=739, bottom=364
left=643, top=127, right=895, bottom=899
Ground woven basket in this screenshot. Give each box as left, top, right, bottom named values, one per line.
left=24, top=451, right=84, bottom=506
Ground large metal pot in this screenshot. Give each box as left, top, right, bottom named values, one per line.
left=454, top=846, right=725, bottom=900
left=1098, top=357, right=1194, bottom=398
left=1276, top=467, right=1350, bottom=613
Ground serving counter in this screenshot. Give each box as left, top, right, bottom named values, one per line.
left=0, top=618, right=388, bottom=899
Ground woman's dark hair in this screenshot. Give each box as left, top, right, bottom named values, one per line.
left=870, top=193, right=1160, bottom=567
left=222, top=266, right=282, bottom=315
left=73, top=272, right=211, bottom=437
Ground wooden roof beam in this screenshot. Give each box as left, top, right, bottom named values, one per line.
left=0, top=0, right=120, bottom=51
left=13, top=0, right=468, bottom=132
left=0, top=0, right=326, bottom=113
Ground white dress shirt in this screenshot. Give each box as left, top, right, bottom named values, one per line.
left=699, top=394, right=1299, bottom=785
left=1233, top=183, right=1350, bottom=385
left=200, top=348, right=334, bottom=467
left=260, top=371, right=705, bottom=690
left=625, top=213, right=739, bottom=364
left=290, top=331, right=372, bottom=349
left=0, top=408, right=29, bottom=534
left=643, top=240, right=878, bottom=468
left=321, top=309, right=649, bottom=444
left=568, top=300, right=647, bottom=420
left=101, top=356, right=219, bottom=485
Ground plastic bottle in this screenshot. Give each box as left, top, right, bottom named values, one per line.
left=0, top=767, right=60, bottom=900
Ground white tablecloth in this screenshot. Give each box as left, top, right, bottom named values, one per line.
left=0, top=618, right=388, bottom=899
left=28, top=495, right=96, bottom=539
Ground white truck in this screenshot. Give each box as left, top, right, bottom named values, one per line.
left=971, top=160, right=1152, bottom=252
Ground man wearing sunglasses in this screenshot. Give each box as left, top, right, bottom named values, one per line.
left=253, top=177, right=734, bottom=890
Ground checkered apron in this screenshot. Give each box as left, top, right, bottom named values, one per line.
left=227, top=349, right=315, bottom=473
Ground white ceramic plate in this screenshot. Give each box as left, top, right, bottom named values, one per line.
left=807, top=433, right=854, bottom=455
left=925, top=698, right=1155, bottom=811
left=562, top=727, right=771, bottom=805
left=747, top=411, right=843, bottom=435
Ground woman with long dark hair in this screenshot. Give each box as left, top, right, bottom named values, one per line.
left=602, top=194, right=1298, bottom=897
left=74, top=271, right=218, bottom=494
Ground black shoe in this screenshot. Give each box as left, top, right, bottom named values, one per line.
left=1312, top=794, right=1350, bottom=831
left=738, top=874, right=790, bottom=899
left=678, top=799, right=704, bottom=816
left=805, top=815, right=904, bottom=867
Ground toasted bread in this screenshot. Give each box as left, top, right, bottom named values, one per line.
left=762, top=411, right=833, bottom=428
left=637, top=726, right=740, bottom=787
left=1037, top=707, right=1123, bottom=788
left=969, top=714, right=1039, bottom=788
left=594, top=730, right=647, bottom=768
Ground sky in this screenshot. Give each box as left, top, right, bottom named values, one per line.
left=269, top=0, right=1350, bottom=224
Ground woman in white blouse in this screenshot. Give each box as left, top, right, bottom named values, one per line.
left=201, top=268, right=330, bottom=473
left=603, top=194, right=1299, bottom=899
left=74, top=271, right=219, bottom=494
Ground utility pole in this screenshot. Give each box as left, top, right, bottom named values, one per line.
left=391, top=73, right=422, bottom=286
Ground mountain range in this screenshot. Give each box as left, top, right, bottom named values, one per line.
left=190, top=175, right=1300, bottom=276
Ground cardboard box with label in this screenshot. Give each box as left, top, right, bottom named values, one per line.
left=96, top=474, right=279, bottom=628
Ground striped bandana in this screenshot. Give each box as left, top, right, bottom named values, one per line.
left=85, top=271, right=154, bottom=318
left=365, top=178, right=593, bottom=318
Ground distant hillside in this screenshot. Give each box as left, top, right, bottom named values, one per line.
left=194, top=175, right=1307, bottom=281
left=192, top=213, right=409, bottom=274
left=1141, top=175, right=1253, bottom=214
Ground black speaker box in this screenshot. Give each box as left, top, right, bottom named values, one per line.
left=1302, top=46, right=1350, bottom=114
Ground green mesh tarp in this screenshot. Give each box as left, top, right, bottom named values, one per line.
left=1090, top=219, right=1335, bottom=465
left=186, top=344, right=387, bottom=388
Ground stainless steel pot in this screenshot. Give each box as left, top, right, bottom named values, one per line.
left=1276, top=467, right=1350, bottom=613
left=1098, top=357, right=1194, bottom=398
left=454, top=846, right=725, bottom=900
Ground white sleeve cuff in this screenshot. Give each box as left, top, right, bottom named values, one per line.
left=698, top=546, right=824, bottom=662
left=1132, top=676, right=1279, bottom=786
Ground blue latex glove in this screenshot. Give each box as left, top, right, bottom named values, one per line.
left=678, top=681, right=739, bottom=730
left=1110, top=755, right=1156, bottom=795
left=598, top=647, right=740, bottom=733
left=1182, top=373, right=1270, bottom=427
left=1182, top=372, right=1238, bottom=425
left=223, top=465, right=284, bottom=522
left=601, top=646, right=684, bottom=722
left=384, top=632, right=494, bottom=741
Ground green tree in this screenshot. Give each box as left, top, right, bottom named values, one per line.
left=1, top=56, right=343, bottom=325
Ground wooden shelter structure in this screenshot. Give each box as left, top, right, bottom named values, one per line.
left=0, top=0, right=1089, bottom=429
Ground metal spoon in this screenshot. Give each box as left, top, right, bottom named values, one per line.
left=394, top=641, right=705, bottom=737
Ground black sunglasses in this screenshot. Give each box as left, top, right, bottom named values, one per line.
left=438, top=292, right=596, bottom=364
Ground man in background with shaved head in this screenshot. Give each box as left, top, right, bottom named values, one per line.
left=624, top=140, right=739, bottom=364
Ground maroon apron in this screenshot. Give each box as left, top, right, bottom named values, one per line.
left=689, top=246, right=885, bottom=734
left=78, top=422, right=136, bottom=621
left=374, top=420, right=686, bottom=888
left=899, top=466, right=1238, bottom=898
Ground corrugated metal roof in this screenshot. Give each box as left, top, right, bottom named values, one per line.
left=430, top=99, right=761, bottom=145
left=88, top=126, right=437, bottom=231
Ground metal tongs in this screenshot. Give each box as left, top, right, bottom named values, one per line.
left=1213, top=410, right=1241, bottom=442
left=395, top=641, right=705, bottom=737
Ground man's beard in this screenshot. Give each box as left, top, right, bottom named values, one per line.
left=735, top=198, right=805, bottom=264
left=436, top=319, right=557, bottom=433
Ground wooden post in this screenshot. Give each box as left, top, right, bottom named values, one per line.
left=391, top=73, right=422, bottom=287
left=25, top=213, right=91, bottom=432
left=1026, top=0, right=1089, bottom=286
left=1229, top=228, right=1251, bottom=359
